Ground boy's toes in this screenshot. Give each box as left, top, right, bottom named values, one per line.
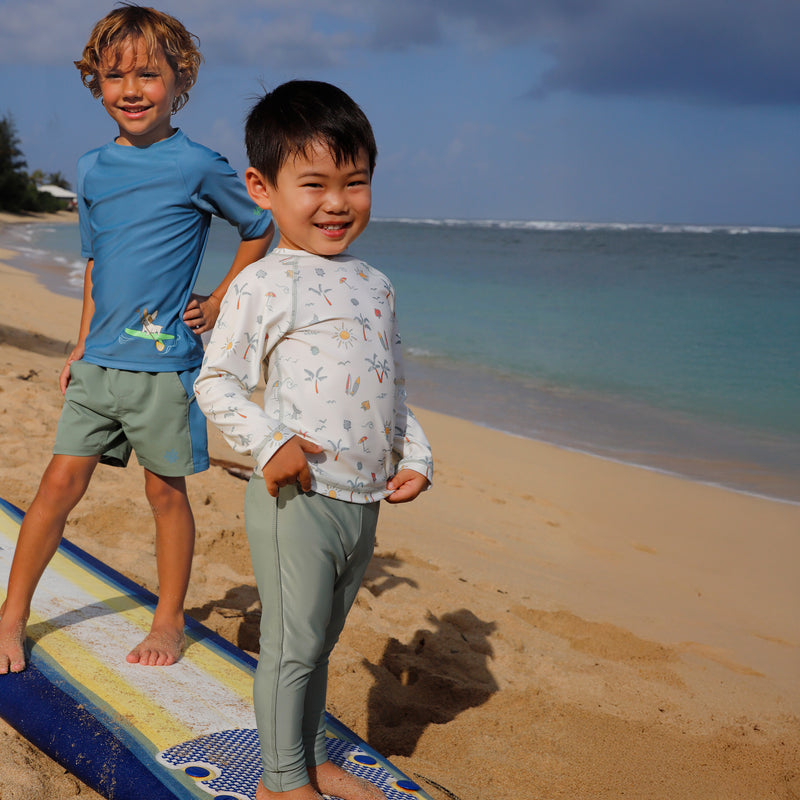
left=309, top=761, right=387, bottom=800
left=0, top=627, right=28, bottom=674
left=0, top=652, right=27, bottom=674
left=126, top=630, right=185, bottom=667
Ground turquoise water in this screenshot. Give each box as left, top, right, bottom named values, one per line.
left=3, top=217, right=799, bottom=502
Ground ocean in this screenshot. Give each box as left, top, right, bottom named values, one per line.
left=2, top=217, right=799, bottom=504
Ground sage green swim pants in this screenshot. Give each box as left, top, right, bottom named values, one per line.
left=244, top=478, right=379, bottom=792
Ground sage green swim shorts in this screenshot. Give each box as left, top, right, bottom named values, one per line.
left=53, top=360, right=208, bottom=476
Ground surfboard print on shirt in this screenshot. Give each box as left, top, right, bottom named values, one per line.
left=123, top=307, right=176, bottom=352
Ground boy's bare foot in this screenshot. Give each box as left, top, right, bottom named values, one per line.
left=309, top=760, right=388, bottom=800
left=252, top=761, right=386, bottom=800
left=0, top=615, right=28, bottom=674
left=126, top=626, right=185, bottom=666
left=255, top=779, right=323, bottom=800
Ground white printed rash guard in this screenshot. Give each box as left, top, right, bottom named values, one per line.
left=194, top=248, right=433, bottom=503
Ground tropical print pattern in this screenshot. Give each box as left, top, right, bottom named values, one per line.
left=195, top=249, right=432, bottom=502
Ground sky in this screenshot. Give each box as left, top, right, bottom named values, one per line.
left=1, top=0, right=798, bottom=227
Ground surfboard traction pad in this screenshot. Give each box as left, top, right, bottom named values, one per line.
left=0, top=497, right=432, bottom=800
left=158, top=727, right=425, bottom=800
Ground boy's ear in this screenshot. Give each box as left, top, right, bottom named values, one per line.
left=245, top=167, right=272, bottom=210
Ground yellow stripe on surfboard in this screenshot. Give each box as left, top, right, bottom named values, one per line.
left=23, top=606, right=195, bottom=750
left=0, top=505, right=252, bottom=704
left=0, top=505, right=20, bottom=539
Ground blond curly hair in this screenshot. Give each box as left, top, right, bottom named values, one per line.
left=74, top=3, right=203, bottom=112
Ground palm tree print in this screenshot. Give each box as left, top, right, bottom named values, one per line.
left=304, top=367, right=327, bottom=393
left=231, top=281, right=250, bottom=310
left=354, top=312, right=372, bottom=340
left=366, top=354, right=390, bottom=383
left=310, top=284, right=332, bottom=305
left=242, top=331, right=259, bottom=359
left=328, top=438, right=350, bottom=461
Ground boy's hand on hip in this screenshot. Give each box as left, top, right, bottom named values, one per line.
left=385, top=469, right=429, bottom=504
left=183, top=293, right=221, bottom=334
left=262, top=437, right=324, bottom=497
left=60, top=344, right=85, bottom=395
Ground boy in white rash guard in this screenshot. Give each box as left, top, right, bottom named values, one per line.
left=194, top=80, right=433, bottom=800
left=0, top=5, right=273, bottom=675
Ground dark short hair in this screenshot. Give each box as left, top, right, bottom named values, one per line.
left=245, top=80, right=377, bottom=186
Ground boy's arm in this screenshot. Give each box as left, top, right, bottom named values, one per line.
left=194, top=267, right=299, bottom=471
left=183, top=221, right=275, bottom=334
left=60, top=259, right=95, bottom=394
left=385, top=299, right=434, bottom=503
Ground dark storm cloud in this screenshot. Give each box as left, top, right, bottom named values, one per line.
left=528, top=2, right=800, bottom=105
left=368, top=0, right=800, bottom=105
left=2, top=0, right=798, bottom=104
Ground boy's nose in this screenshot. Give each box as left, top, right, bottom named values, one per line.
left=121, top=75, right=142, bottom=98
left=322, top=190, right=348, bottom=212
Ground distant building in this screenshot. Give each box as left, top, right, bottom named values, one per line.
left=38, top=184, right=78, bottom=211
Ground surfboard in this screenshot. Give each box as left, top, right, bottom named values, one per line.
left=0, top=497, right=433, bottom=800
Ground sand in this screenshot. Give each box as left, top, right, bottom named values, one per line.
left=0, top=211, right=798, bottom=800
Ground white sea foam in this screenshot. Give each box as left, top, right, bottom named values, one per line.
left=404, top=346, right=440, bottom=359
left=376, top=217, right=800, bottom=236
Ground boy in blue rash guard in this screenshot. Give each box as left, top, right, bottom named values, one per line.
left=0, top=5, right=273, bottom=674
left=195, top=80, right=432, bottom=800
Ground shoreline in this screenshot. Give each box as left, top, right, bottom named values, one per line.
left=0, top=228, right=798, bottom=798
left=448, top=416, right=800, bottom=508
left=405, top=354, right=800, bottom=506
left=2, top=211, right=798, bottom=506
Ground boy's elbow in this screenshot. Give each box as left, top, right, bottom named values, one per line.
left=249, top=220, right=274, bottom=245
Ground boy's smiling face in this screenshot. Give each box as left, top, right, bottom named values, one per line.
left=98, top=37, right=182, bottom=147
left=246, top=140, right=372, bottom=257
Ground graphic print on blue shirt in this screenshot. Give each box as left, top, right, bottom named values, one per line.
left=121, top=307, right=176, bottom=353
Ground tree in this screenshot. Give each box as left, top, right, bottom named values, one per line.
left=0, top=112, right=35, bottom=211
left=0, top=112, right=64, bottom=212
left=46, top=171, right=71, bottom=190
left=31, top=168, right=71, bottom=190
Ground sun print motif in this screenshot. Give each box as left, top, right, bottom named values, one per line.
left=333, top=323, right=355, bottom=349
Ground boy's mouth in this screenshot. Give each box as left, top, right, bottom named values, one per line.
left=316, top=222, right=351, bottom=232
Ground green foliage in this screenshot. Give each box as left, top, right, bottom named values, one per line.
left=0, top=112, right=69, bottom=213
left=30, top=169, right=71, bottom=189
left=46, top=171, right=71, bottom=189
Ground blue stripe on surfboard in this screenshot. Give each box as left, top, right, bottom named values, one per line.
left=0, top=495, right=23, bottom=523
left=0, top=660, right=189, bottom=799
left=30, top=635, right=209, bottom=798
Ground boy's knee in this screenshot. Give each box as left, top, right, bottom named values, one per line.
left=144, top=473, right=189, bottom=512
left=40, top=457, right=95, bottom=505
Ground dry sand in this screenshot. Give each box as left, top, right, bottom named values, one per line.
left=0, top=212, right=798, bottom=799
